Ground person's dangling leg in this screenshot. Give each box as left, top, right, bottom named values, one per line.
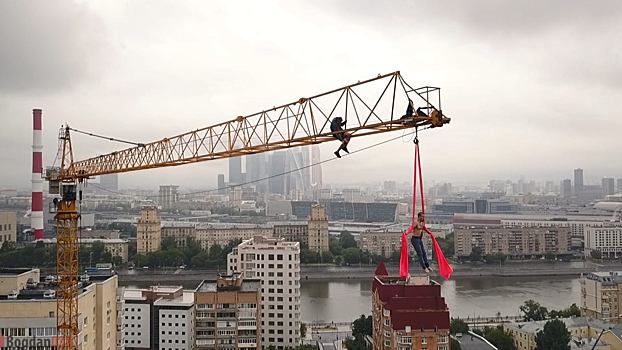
left=411, top=236, right=427, bottom=272
left=341, top=133, right=351, bottom=153
left=417, top=238, right=430, bottom=272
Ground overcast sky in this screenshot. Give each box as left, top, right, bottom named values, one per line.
left=1, top=1, right=621, bottom=191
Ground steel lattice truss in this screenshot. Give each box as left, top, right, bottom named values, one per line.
left=52, top=71, right=449, bottom=181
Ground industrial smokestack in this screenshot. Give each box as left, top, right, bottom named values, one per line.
left=32, top=109, right=44, bottom=240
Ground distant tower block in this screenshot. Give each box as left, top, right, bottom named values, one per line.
left=32, top=109, right=44, bottom=240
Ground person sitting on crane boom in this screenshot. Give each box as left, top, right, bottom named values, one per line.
left=330, top=116, right=351, bottom=158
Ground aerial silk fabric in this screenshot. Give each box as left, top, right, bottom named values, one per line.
left=398, top=143, right=453, bottom=280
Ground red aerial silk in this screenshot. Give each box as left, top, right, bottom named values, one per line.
left=399, top=143, right=453, bottom=280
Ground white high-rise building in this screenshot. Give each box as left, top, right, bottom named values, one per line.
left=227, top=236, right=301, bottom=349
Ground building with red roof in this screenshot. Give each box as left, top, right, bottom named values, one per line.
left=371, top=266, right=451, bottom=350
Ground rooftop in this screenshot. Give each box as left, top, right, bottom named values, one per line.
left=505, top=316, right=622, bottom=335
left=0, top=268, right=37, bottom=277
left=154, top=290, right=194, bottom=307
left=196, top=278, right=261, bottom=293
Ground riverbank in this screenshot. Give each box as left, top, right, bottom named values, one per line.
left=116, top=263, right=600, bottom=283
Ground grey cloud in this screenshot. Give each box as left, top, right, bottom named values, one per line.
left=0, top=1, right=109, bottom=94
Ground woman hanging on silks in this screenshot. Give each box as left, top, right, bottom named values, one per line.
left=411, top=212, right=433, bottom=274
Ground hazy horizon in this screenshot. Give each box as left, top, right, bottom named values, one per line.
left=1, top=1, right=621, bottom=190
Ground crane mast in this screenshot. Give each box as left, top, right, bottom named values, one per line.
left=45, top=71, right=450, bottom=350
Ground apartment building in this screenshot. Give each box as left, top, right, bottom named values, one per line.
left=196, top=225, right=273, bottom=251
left=307, top=205, right=329, bottom=253
left=504, top=317, right=622, bottom=350
left=137, top=206, right=161, bottom=253
left=0, top=268, right=122, bottom=350
left=161, top=224, right=197, bottom=248
left=453, top=213, right=616, bottom=249
left=371, top=262, right=450, bottom=350
left=227, top=236, right=301, bottom=349
left=123, top=285, right=194, bottom=350
left=581, top=271, right=622, bottom=324
left=194, top=273, right=261, bottom=350
left=584, top=226, right=622, bottom=259
left=0, top=211, right=16, bottom=246
left=39, top=238, right=130, bottom=262
left=273, top=223, right=308, bottom=246
left=358, top=229, right=432, bottom=259
left=454, top=226, right=571, bottom=258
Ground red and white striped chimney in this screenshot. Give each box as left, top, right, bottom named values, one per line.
left=32, top=109, right=44, bottom=240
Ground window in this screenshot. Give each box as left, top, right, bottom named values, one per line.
left=385, top=340, right=391, bottom=347
left=398, top=336, right=412, bottom=344
left=422, top=337, right=427, bottom=344
left=269, top=254, right=274, bottom=260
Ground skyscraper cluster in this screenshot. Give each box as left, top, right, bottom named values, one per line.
left=226, top=146, right=316, bottom=195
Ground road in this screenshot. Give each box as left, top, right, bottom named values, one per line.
left=455, top=335, right=495, bottom=350
left=312, top=330, right=352, bottom=350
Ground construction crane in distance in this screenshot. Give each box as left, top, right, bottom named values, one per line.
left=44, top=71, right=450, bottom=350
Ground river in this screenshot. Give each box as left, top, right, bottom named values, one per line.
left=120, top=275, right=581, bottom=323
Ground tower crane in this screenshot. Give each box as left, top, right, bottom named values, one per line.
left=44, top=71, right=450, bottom=350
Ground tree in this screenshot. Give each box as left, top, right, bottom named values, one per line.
left=334, top=255, right=343, bottom=266
left=390, top=249, right=401, bottom=263
left=352, top=315, right=372, bottom=337
left=344, top=335, right=366, bottom=350
left=329, top=237, right=343, bottom=256
left=469, top=246, right=483, bottom=263
left=550, top=303, right=581, bottom=318
left=91, top=241, right=105, bottom=263
left=545, top=252, right=556, bottom=261
left=485, top=326, right=517, bottom=350
left=112, top=256, right=123, bottom=266
left=535, top=319, right=571, bottom=350
left=450, top=318, right=469, bottom=335
left=161, top=236, right=177, bottom=251
left=321, top=251, right=334, bottom=264
left=0, top=241, right=16, bottom=253
left=591, top=250, right=602, bottom=260
left=208, top=244, right=224, bottom=261
left=300, top=322, right=307, bottom=339
left=342, top=247, right=361, bottom=265
left=300, top=249, right=319, bottom=264
left=520, top=300, right=549, bottom=321
left=339, top=231, right=357, bottom=249
left=451, top=339, right=462, bottom=350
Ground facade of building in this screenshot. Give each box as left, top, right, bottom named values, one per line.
left=229, top=157, right=244, bottom=185
left=453, top=213, right=614, bottom=250
left=273, top=223, right=308, bottom=247
left=504, top=316, right=622, bottom=350
left=0, top=211, right=16, bottom=246
left=194, top=273, right=262, bottom=350
left=197, top=225, right=273, bottom=251
left=291, top=201, right=398, bottom=222
left=123, top=285, right=194, bottom=350
left=603, top=178, right=616, bottom=196
left=358, top=229, right=433, bottom=259
left=581, top=271, right=622, bottom=325
left=371, top=262, right=450, bottom=350
left=563, top=179, right=573, bottom=199
left=39, top=238, right=129, bottom=262
left=137, top=206, right=161, bottom=254
left=0, top=269, right=121, bottom=350
left=217, top=174, right=226, bottom=195
left=454, top=226, right=571, bottom=257
left=575, top=168, right=584, bottom=193
left=307, top=205, right=329, bottom=253
left=227, top=236, right=301, bottom=349
left=158, top=186, right=179, bottom=211
left=100, top=174, right=119, bottom=191
left=584, top=225, right=622, bottom=258
left=161, top=224, right=197, bottom=248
